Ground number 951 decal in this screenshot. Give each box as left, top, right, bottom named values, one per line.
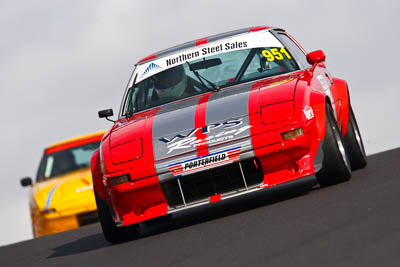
left=262, top=47, right=292, bottom=61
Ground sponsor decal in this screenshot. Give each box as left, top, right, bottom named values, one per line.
left=159, top=118, right=251, bottom=154
left=76, top=185, right=93, bottom=193
left=303, top=105, right=314, bottom=120
left=132, top=31, right=283, bottom=85
left=168, top=147, right=241, bottom=177
left=141, top=62, right=162, bottom=78
left=317, top=74, right=329, bottom=91
left=166, top=41, right=248, bottom=67
left=166, top=50, right=201, bottom=67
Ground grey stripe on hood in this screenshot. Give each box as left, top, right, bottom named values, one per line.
left=205, top=83, right=255, bottom=159
left=152, top=82, right=257, bottom=182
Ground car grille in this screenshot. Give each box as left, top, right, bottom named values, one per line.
left=160, top=158, right=263, bottom=208
left=77, top=211, right=99, bottom=226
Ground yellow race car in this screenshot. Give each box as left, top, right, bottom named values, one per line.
left=20, top=130, right=106, bottom=237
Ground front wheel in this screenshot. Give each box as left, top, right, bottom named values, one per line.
left=343, top=105, right=367, bottom=170
left=95, top=191, right=139, bottom=243
left=316, top=103, right=352, bottom=187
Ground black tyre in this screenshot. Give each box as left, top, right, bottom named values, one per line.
left=94, top=191, right=139, bottom=243
left=343, top=105, right=367, bottom=170
left=316, top=103, right=351, bottom=186
left=141, top=214, right=172, bottom=226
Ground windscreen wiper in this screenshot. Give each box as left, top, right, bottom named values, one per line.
left=186, top=61, right=220, bottom=92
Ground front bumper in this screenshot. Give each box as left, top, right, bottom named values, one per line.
left=104, top=118, right=323, bottom=227
left=32, top=204, right=98, bottom=237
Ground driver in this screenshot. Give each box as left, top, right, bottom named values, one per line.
left=153, top=65, right=193, bottom=99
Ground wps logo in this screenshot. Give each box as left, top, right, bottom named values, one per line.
left=159, top=118, right=252, bottom=154
left=141, top=62, right=161, bottom=78
left=159, top=118, right=243, bottom=144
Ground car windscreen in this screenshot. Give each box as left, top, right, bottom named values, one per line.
left=36, top=141, right=100, bottom=182
left=122, top=47, right=299, bottom=115
left=121, top=31, right=300, bottom=116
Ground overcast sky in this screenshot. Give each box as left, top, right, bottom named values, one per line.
left=1, top=0, right=399, bottom=246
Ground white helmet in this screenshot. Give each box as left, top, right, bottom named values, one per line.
left=153, top=65, right=187, bottom=98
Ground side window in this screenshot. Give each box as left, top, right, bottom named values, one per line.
left=36, top=156, right=47, bottom=182
left=121, top=88, right=134, bottom=116
left=72, top=142, right=101, bottom=167
left=276, top=33, right=311, bottom=69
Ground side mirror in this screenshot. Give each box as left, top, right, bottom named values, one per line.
left=98, top=109, right=115, bottom=122
left=305, top=50, right=326, bottom=74
left=98, top=109, right=113, bottom=118
left=20, top=177, right=33, bottom=187
left=306, top=50, right=326, bottom=65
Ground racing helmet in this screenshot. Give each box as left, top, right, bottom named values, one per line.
left=153, top=65, right=187, bottom=98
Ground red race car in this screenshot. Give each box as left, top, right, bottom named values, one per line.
left=92, top=26, right=366, bottom=243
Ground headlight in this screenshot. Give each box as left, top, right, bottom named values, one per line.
left=110, top=138, right=143, bottom=164
left=261, top=101, right=294, bottom=124
left=42, top=208, right=56, bottom=214
left=109, top=174, right=130, bottom=186
left=281, top=128, right=303, bottom=140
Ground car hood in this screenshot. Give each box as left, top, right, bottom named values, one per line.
left=32, top=168, right=94, bottom=212
left=110, top=73, right=299, bottom=163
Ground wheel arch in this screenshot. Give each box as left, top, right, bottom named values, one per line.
left=91, top=149, right=107, bottom=200
left=331, top=77, right=350, bottom=137
left=308, top=89, right=330, bottom=140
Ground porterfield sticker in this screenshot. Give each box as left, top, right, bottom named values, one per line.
left=168, top=147, right=241, bottom=177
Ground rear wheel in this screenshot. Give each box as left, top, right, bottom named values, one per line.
left=343, top=105, right=367, bottom=170
left=316, top=103, right=351, bottom=186
left=95, top=191, right=139, bottom=243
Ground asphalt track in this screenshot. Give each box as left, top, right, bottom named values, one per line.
left=1, top=148, right=400, bottom=267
